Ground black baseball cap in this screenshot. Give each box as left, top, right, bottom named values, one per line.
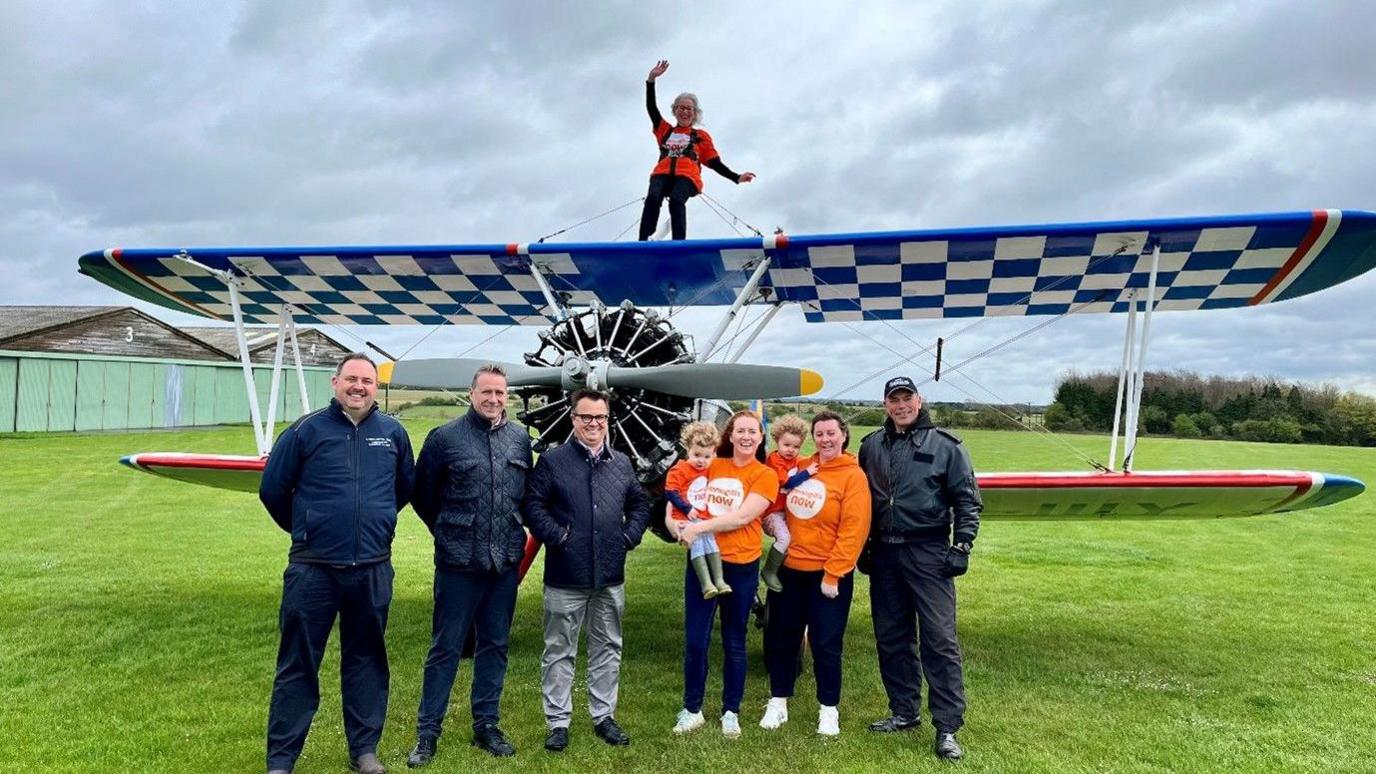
left=883, top=376, right=918, bottom=398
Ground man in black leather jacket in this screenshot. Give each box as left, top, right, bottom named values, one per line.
left=406, top=365, right=532, bottom=764
left=858, top=376, right=982, bottom=761
left=522, top=389, right=651, bottom=752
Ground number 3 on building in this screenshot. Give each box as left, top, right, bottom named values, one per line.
left=124, top=326, right=134, bottom=342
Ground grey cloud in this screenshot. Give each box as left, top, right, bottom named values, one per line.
left=4, top=0, right=1375, bottom=407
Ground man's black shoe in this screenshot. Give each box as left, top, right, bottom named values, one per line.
left=868, top=714, right=921, bottom=732
left=406, top=736, right=437, bottom=768
left=544, top=726, right=569, bottom=752
left=593, top=717, right=631, bottom=746
left=471, top=724, right=515, bottom=758
left=934, top=731, right=964, bottom=760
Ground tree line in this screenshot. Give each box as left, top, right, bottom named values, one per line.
left=1045, top=371, right=1376, bottom=446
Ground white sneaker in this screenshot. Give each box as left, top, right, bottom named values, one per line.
left=759, top=697, right=788, bottom=730
left=817, top=704, right=840, bottom=736
left=673, top=708, right=705, bottom=734
left=721, top=710, right=742, bottom=738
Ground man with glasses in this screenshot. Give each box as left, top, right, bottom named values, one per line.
left=405, top=364, right=532, bottom=766
left=522, top=389, right=652, bottom=752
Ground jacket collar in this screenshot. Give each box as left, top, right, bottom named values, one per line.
left=465, top=405, right=507, bottom=432
left=572, top=438, right=613, bottom=463
left=883, top=407, right=934, bottom=438
left=329, top=397, right=378, bottom=426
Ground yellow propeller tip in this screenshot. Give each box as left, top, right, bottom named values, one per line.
left=799, top=369, right=824, bottom=396
left=377, top=361, right=394, bottom=385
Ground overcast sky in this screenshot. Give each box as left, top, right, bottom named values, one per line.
left=5, top=0, right=1375, bottom=404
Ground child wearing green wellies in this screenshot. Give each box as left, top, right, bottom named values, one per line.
left=762, top=415, right=817, bottom=592
left=664, top=422, right=732, bottom=599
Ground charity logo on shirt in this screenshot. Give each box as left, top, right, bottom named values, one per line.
left=706, top=477, right=746, bottom=517
left=686, top=474, right=709, bottom=511
left=786, top=478, right=827, bottom=520
left=665, top=131, right=691, bottom=157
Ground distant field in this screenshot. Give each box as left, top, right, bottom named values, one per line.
left=1, top=424, right=1374, bottom=773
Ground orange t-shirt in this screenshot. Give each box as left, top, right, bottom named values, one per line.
left=664, top=459, right=710, bottom=521
left=783, top=453, right=872, bottom=585
left=765, top=450, right=801, bottom=514
left=703, top=456, right=780, bottom=564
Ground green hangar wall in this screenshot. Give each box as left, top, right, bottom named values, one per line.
left=0, top=350, right=334, bottom=433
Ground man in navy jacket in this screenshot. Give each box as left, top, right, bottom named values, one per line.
left=259, top=353, right=414, bottom=774
left=406, top=364, right=532, bottom=765
left=522, top=389, right=651, bottom=752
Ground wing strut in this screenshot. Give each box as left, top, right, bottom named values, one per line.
left=699, top=256, right=772, bottom=362
left=1110, top=244, right=1162, bottom=471
left=529, top=259, right=569, bottom=322
left=1107, top=289, right=1138, bottom=470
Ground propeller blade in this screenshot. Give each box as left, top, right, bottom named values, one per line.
left=379, top=358, right=561, bottom=390
left=606, top=364, right=823, bottom=399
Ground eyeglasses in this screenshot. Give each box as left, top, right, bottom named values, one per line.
left=572, top=413, right=610, bottom=425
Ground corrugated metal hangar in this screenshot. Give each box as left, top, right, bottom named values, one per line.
left=0, top=306, right=350, bottom=433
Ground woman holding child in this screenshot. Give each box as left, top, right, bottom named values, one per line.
left=667, top=411, right=778, bottom=738
left=758, top=411, right=872, bottom=736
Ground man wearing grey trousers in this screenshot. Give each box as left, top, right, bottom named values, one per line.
left=521, top=388, right=652, bottom=752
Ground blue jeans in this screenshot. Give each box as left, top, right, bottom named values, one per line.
left=682, top=558, right=758, bottom=714
left=415, top=566, right=520, bottom=737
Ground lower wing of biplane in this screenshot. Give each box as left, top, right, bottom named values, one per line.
left=84, top=208, right=1376, bottom=519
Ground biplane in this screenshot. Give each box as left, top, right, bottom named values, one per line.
left=83, top=208, right=1374, bottom=523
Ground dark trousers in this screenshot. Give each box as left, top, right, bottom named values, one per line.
left=869, top=541, right=966, bottom=732
left=683, top=558, right=758, bottom=714
left=416, top=565, right=520, bottom=737
left=266, top=561, right=393, bottom=770
left=764, top=566, right=854, bottom=706
left=638, top=173, right=699, bottom=240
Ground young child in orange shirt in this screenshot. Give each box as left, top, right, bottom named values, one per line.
left=761, top=415, right=816, bottom=592
left=664, top=421, right=731, bottom=598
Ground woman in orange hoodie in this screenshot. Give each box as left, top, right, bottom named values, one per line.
left=757, top=410, right=872, bottom=737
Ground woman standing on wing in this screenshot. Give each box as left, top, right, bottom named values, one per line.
left=758, top=411, right=871, bottom=737
left=638, top=59, right=755, bottom=241
left=670, top=411, right=778, bottom=738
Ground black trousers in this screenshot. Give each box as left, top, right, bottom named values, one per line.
left=869, top=541, right=966, bottom=732
left=266, top=561, right=393, bottom=770
left=638, top=173, right=699, bottom=240
left=415, top=565, right=520, bottom=737
left=763, top=566, right=854, bottom=706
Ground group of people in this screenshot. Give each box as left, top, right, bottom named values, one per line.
left=258, top=355, right=983, bottom=773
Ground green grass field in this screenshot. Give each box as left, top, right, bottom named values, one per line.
left=2, top=422, right=1374, bottom=773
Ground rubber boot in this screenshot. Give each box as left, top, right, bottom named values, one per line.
left=760, top=545, right=786, bottom=593
left=707, top=552, right=732, bottom=595
left=692, top=554, right=719, bottom=599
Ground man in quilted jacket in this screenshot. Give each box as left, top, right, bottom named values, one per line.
left=522, top=388, right=652, bottom=752
left=406, top=364, right=533, bottom=765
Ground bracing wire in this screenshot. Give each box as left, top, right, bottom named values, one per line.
left=535, top=197, right=645, bottom=243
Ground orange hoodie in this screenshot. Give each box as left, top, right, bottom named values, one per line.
left=782, top=452, right=872, bottom=585
left=765, top=450, right=802, bottom=514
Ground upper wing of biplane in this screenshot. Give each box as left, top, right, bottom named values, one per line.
left=79, top=209, right=1376, bottom=325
